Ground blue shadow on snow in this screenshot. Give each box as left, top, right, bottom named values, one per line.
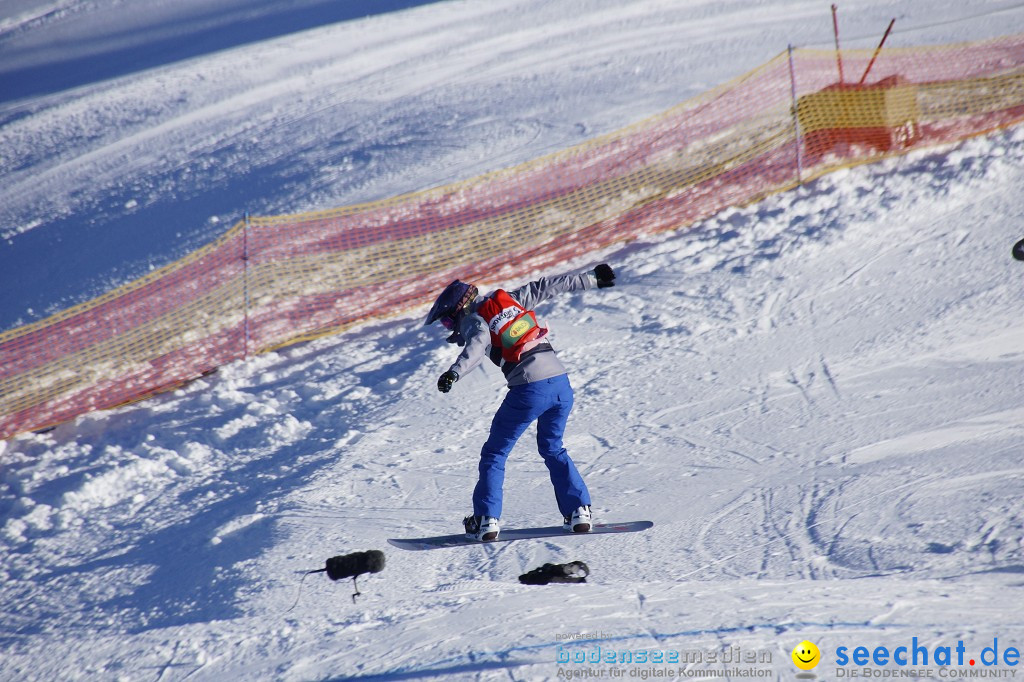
left=0, top=0, right=445, bottom=104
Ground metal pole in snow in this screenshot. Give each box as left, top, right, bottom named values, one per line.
left=858, top=18, right=896, bottom=85
left=787, top=45, right=804, bottom=186
left=831, top=4, right=845, bottom=84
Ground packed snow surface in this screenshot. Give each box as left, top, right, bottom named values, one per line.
left=2, top=1, right=1024, bottom=680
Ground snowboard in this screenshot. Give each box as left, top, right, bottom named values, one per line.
left=387, top=520, right=653, bottom=551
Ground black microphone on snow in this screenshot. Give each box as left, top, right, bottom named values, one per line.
left=309, top=550, right=386, bottom=603
left=325, top=550, right=386, bottom=581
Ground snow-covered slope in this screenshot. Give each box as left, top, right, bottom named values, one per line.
left=1, top=0, right=1019, bottom=330
left=2, top=1, right=1024, bottom=680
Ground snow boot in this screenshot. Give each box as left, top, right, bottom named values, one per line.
left=563, top=505, right=592, bottom=533
left=463, top=515, right=500, bottom=542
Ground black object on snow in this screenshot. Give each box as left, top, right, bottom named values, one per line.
left=307, top=550, right=386, bottom=603
left=324, top=550, right=386, bottom=580
left=519, top=561, right=589, bottom=585
left=289, top=550, right=386, bottom=611
left=1013, top=238, right=1024, bottom=261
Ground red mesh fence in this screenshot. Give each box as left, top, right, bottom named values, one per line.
left=2, top=34, right=1023, bottom=439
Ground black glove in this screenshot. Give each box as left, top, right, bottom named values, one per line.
left=593, top=263, right=615, bottom=288
left=519, top=561, right=590, bottom=585
left=437, top=370, right=459, bottom=393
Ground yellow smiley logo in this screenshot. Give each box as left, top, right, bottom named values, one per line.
left=508, top=319, right=531, bottom=338
left=792, top=640, right=821, bottom=670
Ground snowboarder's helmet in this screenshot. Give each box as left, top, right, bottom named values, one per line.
left=425, top=280, right=478, bottom=329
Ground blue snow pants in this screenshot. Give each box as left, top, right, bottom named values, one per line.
left=472, top=373, right=591, bottom=519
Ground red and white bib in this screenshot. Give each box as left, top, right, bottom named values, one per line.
left=476, top=289, right=548, bottom=363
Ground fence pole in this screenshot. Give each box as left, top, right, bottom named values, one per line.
left=831, top=4, right=845, bottom=83
left=787, top=44, right=804, bottom=186
left=243, top=212, right=251, bottom=359
left=858, top=18, right=896, bottom=85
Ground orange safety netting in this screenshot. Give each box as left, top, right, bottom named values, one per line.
left=2, top=34, right=1023, bottom=440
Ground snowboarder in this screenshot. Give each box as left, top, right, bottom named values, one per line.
left=424, top=264, right=617, bottom=541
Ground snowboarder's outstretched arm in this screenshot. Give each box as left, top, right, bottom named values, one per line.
left=508, top=264, right=614, bottom=311
left=440, top=264, right=615, bottom=390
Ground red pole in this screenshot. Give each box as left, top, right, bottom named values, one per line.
left=858, top=18, right=896, bottom=85
left=831, top=4, right=845, bottom=84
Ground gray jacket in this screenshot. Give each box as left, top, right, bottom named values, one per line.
left=449, top=270, right=598, bottom=387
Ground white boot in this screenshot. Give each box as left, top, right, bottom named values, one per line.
left=563, top=505, right=592, bottom=533
left=463, top=515, right=500, bottom=541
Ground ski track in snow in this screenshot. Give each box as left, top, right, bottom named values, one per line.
left=2, top=1, right=1024, bottom=680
